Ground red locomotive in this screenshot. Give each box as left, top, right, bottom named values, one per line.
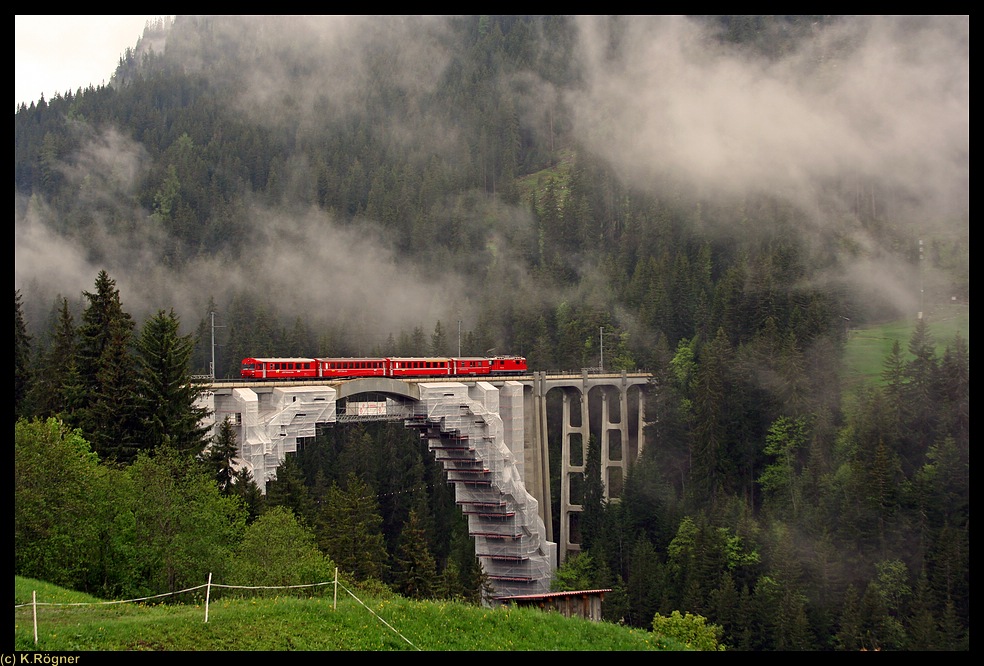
left=241, top=355, right=528, bottom=380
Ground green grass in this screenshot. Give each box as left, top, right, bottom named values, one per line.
left=841, top=303, right=969, bottom=399
left=13, top=577, right=675, bottom=651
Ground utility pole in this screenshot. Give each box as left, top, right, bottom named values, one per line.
left=458, top=320, right=461, bottom=357
left=209, top=311, right=225, bottom=379
left=918, top=238, right=924, bottom=320
left=599, top=327, right=604, bottom=372
left=210, top=311, right=217, bottom=379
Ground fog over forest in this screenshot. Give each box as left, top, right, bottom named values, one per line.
left=14, top=16, right=968, bottom=343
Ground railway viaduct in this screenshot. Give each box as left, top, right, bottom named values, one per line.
left=201, top=371, right=650, bottom=599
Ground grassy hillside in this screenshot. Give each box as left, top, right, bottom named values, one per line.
left=841, top=302, right=969, bottom=398
left=13, top=577, right=678, bottom=651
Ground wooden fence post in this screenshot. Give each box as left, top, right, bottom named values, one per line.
left=205, top=572, right=212, bottom=623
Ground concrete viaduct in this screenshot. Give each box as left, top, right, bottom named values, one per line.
left=201, top=371, right=650, bottom=599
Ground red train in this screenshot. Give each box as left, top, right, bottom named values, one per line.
left=240, top=355, right=528, bottom=380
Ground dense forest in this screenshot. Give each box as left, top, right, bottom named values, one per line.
left=14, top=16, right=968, bottom=650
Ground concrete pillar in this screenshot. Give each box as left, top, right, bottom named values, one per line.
left=537, top=373, right=552, bottom=543
left=601, top=390, right=611, bottom=500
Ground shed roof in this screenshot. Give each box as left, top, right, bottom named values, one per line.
left=498, top=589, right=612, bottom=601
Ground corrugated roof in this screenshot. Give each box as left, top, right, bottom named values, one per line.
left=497, top=589, right=612, bottom=601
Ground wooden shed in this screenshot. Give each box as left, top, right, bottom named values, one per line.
left=494, top=589, right=612, bottom=622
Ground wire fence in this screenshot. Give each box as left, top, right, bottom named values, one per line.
left=14, top=569, right=419, bottom=650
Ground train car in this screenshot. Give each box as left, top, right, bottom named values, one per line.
left=452, top=357, right=494, bottom=376
left=387, top=357, right=456, bottom=377
left=315, top=357, right=389, bottom=379
left=241, top=357, right=319, bottom=380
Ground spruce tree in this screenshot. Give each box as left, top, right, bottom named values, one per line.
left=76, top=271, right=141, bottom=462
left=27, top=297, right=78, bottom=421
left=14, top=289, right=32, bottom=420
left=319, top=472, right=389, bottom=583
left=392, top=509, right=438, bottom=600
left=580, top=434, right=606, bottom=552
left=205, top=415, right=240, bottom=493
left=265, top=454, right=316, bottom=527
left=231, top=466, right=266, bottom=524
left=135, top=309, right=211, bottom=456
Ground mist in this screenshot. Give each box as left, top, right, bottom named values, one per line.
left=14, top=15, right=968, bottom=341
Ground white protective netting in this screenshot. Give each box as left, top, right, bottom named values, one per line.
left=234, top=386, right=336, bottom=489
left=412, top=382, right=556, bottom=598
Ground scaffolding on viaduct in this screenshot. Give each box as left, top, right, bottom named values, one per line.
left=202, top=371, right=650, bottom=599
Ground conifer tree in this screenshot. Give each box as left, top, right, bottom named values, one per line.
left=231, top=466, right=266, bottom=524
left=937, top=334, right=969, bottom=447
left=134, top=308, right=210, bottom=456
left=265, top=454, right=316, bottom=527
left=835, top=585, right=863, bottom=650
left=205, top=415, right=239, bottom=493
left=902, top=317, right=939, bottom=470
left=26, top=297, right=78, bottom=421
left=580, top=434, right=606, bottom=552
left=392, top=509, right=438, bottom=600
left=319, top=472, right=389, bottom=583
left=14, top=289, right=32, bottom=420
left=76, top=271, right=141, bottom=462
left=430, top=320, right=449, bottom=356
left=689, top=328, right=733, bottom=506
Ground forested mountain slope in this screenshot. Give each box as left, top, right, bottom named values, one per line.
left=15, top=16, right=968, bottom=650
